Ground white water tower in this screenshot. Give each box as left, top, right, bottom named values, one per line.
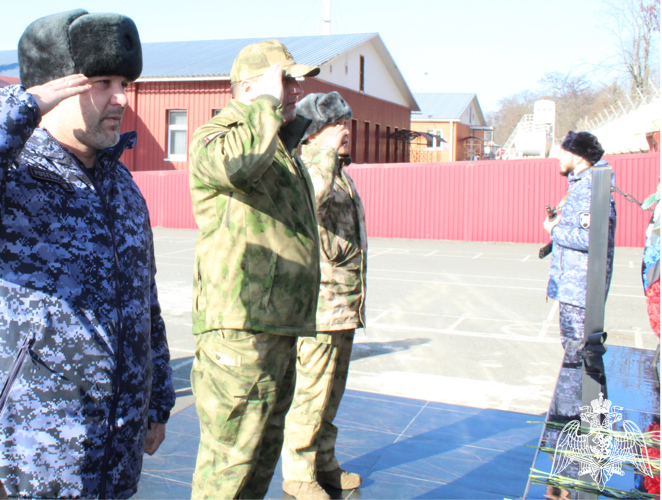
left=515, top=100, right=556, bottom=157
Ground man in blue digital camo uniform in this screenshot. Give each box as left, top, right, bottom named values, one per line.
left=544, top=131, right=616, bottom=351
left=0, top=10, right=175, bottom=499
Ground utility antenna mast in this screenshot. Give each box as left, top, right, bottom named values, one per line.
left=323, top=0, right=331, bottom=35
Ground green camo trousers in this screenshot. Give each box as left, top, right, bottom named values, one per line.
left=191, top=329, right=297, bottom=499
left=281, top=329, right=355, bottom=482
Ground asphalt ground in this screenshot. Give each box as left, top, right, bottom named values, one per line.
left=153, top=228, right=657, bottom=417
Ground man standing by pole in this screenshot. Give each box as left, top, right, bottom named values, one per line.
left=544, top=131, right=617, bottom=351
left=188, top=40, right=321, bottom=499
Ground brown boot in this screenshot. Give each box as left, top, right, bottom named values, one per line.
left=283, top=480, right=331, bottom=500
left=317, top=468, right=362, bottom=490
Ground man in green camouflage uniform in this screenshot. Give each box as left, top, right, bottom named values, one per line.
left=281, top=92, right=367, bottom=500
left=188, top=40, right=321, bottom=499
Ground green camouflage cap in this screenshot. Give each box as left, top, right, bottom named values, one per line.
left=230, top=39, right=320, bottom=84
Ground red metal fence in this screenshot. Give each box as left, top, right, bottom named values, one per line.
left=133, top=153, right=660, bottom=247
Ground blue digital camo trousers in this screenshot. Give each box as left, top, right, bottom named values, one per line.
left=281, top=329, right=355, bottom=481
left=190, top=329, right=297, bottom=499
left=559, top=302, right=586, bottom=349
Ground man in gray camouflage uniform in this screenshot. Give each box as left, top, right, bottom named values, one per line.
left=545, top=131, right=616, bottom=351
left=280, top=92, right=367, bottom=500
left=0, top=9, right=175, bottom=499
left=188, top=40, right=321, bottom=499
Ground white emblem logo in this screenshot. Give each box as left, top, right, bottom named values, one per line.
left=550, top=393, right=655, bottom=491
left=579, top=212, right=591, bottom=229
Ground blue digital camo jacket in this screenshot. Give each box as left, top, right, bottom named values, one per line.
left=0, top=85, right=175, bottom=499
left=547, top=160, right=617, bottom=308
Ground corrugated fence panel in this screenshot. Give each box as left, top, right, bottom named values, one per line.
left=607, top=153, right=660, bottom=247
left=132, top=153, right=659, bottom=246
left=133, top=170, right=198, bottom=229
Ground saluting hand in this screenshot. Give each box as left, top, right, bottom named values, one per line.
left=320, top=124, right=350, bottom=152
left=27, top=74, right=90, bottom=116
left=252, top=64, right=284, bottom=103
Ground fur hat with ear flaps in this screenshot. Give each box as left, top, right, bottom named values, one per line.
left=18, top=9, right=142, bottom=89
left=297, top=92, right=353, bottom=141
left=561, top=131, right=605, bottom=166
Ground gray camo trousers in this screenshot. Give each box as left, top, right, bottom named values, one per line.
left=281, top=329, right=355, bottom=482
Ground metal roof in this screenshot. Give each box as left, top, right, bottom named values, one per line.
left=0, top=33, right=377, bottom=80
left=141, top=33, right=378, bottom=78
left=0, top=33, right=419, bottom=110
left=0, top=50, right=19, bottom=78
left=411, top=93, right=477, bottom=121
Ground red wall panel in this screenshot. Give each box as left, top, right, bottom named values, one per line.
left=133, top=170, right=196, bottom=229
left=132, top=153, right=659, bottom=247
left=120, top=79, right=410, bottom=172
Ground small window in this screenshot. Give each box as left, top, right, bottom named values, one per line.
left=385, top=126, right=391, bottom=163
left=394, top=127, right=399, bottom=162
left=359, top=55, right=365, bottom=92
left=167, top=110, right=187, bottom=161
left=374, top=124, right=380, bottom=163
left=426, top=129, right=444, bottom=149
left=350, top=119, right=358, bottom=160
left=329, top=65, right=333, bottom=73
left=212, top=109, right=222, bottom=117
left=364, top=121, right=370, bottom=163
left=345, top=64, right=349, bottom=75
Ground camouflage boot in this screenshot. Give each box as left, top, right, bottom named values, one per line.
left=317, top=468, right=362, bottom=490
left=283, top=480, right=331, bottom=500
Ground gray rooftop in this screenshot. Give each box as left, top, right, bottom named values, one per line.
left=142, top=33, right=378, bottom=78
left=0, top=33, right=378, bottom=79
left=411, top=93, right=478, bottom=121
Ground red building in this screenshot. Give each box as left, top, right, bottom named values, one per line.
left=0, top=34, right=418, bottom=171
left=115, top=33, right=418, bottom=171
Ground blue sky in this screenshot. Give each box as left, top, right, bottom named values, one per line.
left=2, top=0, right=619, bottom=112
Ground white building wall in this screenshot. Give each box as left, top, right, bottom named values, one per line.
left=316, top=40, right=409, bottom=107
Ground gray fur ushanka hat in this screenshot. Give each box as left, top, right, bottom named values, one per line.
left=561, top=131, right=605, bottom=165
left=19, top=9, right=142, bottom=89
left=297, top=92, right=352, bottom=141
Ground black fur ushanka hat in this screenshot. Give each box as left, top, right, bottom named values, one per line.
left=561, top=131, right=605, bottom=165
left=18, top=9, right=142, bottom=89
left=297, top=91, right=353, bottom=141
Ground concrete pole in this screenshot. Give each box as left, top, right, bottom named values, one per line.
left=323, top=0, right=331, bottom=35
left=579, top=166, right=612, bottom=499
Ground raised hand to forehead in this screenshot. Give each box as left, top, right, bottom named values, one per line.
left=319, top=124, right=350, bottom=152
left=27, top=74, right=90, bottom=116
left=251, top=64, right=284, bottom=103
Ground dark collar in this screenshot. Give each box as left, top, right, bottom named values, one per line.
left=226, top=99, right=311, bottom=153
left=280, top=115, right=312, bottom=153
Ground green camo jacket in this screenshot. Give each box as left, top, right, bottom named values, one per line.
left=189, top=96, right=320, bottom=336
left=302, top=145, right=367, bottom=332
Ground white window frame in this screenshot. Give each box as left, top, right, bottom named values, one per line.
left=166, top=110, right=187, bottom=161
left=426, top=129, right=444, bottom=150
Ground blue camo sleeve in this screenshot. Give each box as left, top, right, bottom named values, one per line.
left=0, top=85, right=41, bottom=171
left=146, top=227, right=176, bottom=424
left=551, top=179, right=591, bottom=252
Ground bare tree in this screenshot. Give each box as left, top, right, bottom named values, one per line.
left=598, top=0, right=660, bottom=96
left=538, top=72, right=625, bottom=140
left=487, top=73, right=626, bottom=144
left=487, top=91, right=537, bottom=145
